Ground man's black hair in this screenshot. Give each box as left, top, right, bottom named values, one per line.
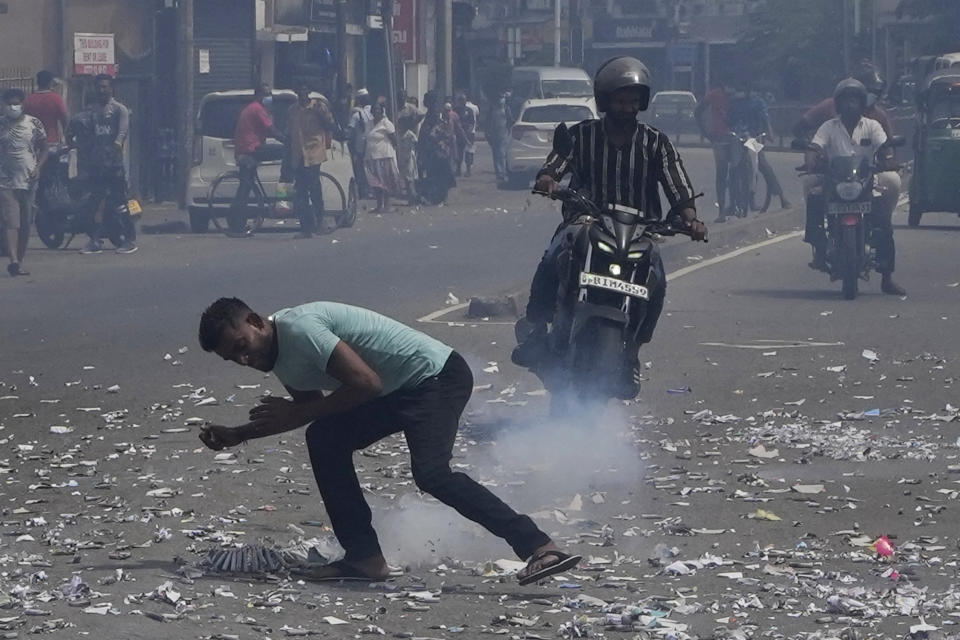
left=2, top=88, right=25, bottom=103
left=94, top=74, right=114, bottom=86
left=36, top=70, right=54, bottom=89
left=199, top=297, right=253, bottom=352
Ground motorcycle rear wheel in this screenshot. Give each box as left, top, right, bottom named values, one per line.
left=563, top=319, right=626, bottom=406
left=841, top=225, right=859, bottom=300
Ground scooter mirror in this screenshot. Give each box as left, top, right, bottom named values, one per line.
left=552, top=123, right=574, bottom=157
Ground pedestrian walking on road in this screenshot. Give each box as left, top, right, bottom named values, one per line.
left=0, top=88, right=48, bottom=276
left=485, top=90, right=511, bottom=183
left=396, top=97, right=423, bottom=204
left=454, top=91, right=478, bottom=177
left=197, top=297, right=582, bottom=585
left=416, top=90, right=456, bottom=204
left=287, top=82, right=338, bottom=238
left=345, top=88, right=373, bottom=200
left=364, top=103, right=403, bottom=212
left=68, top=75, right=137, bottom=254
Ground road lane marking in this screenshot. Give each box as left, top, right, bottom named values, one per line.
left=418, top=229, right=804, bottom=324
left=670, top=230, right=803, bottom=280
left=699, top=340, right=845, bottom=350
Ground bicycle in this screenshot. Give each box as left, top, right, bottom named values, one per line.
left=724, top=131, right=771, bottom=218
left=206, top=164, right=357, bottom=234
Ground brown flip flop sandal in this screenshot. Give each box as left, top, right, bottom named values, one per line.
left=517, top=550, right=582, bottom=586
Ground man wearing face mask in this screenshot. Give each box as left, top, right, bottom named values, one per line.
left=0, top=89, right=48, bottom=276
left=802, top=78, right=904, bottom=295
left=512, top=57, right=708, bottom=399
left=228, top=83, right=284, bottom=237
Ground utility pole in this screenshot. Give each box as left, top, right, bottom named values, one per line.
left=842, top=0, right=851, bottom=74
left=381, top=0, right=397, bottom=119
left=176, top=0, right=194, bottom=209
left=554, top=0, right=561, bottom=66
left=337, top=0, right=348, bottom=100
left=441, top=0, right=452, bottom=97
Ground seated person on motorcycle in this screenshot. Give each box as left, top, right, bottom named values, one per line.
left=228, top=83, right=284, bottom=238
left=68, top=74, right=137, bottom=255
left=723, top=81, right=791, bottom=219
left=512, top=56, right=708, bottom=399
left=802, top=78, right=905, bottom=295
left=793, top=63, right=894, bottom=265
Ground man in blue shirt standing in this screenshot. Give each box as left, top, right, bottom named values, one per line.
left=197, top=297, right=580, bottom=585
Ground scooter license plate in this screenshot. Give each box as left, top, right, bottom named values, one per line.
left=827, top=201, right=870, bottom=215
left=579, top=272, right=650, bottom=300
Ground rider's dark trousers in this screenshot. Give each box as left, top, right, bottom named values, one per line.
left=293, top=164, right=324, bottom=234
left=304, top=351, right=550, bottom=562
left=803, top=172, right=899, bottom=274
left=82, top=166, right=135, bottom=243
left=229, top=154, right=259, bottom=233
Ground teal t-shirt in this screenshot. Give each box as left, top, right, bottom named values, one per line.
left=270, top=302, right=453, bottom=395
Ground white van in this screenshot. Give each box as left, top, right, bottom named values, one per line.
left=510, top=66, right=593, bottom=102
left=186, top=89, right=356, bottom=233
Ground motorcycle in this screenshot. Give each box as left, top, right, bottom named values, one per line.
left=35, top=145, right=86, bottom=249
left=516, top=185, right=694, bottom=410
left=35, top=146, right=137, bottom=249
left=798, top=136, right=904, bottom=300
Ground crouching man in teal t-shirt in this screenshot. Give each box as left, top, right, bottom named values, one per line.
left=197, top=297, right=580, bottom=585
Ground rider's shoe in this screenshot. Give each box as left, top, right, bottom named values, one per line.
left=115, top=241, right=138, bottom=254
left=80, top=239, right=103, bottom=255
left=808, top=249, right=828, bottom=272
left=511, top=321, right=548, bottom=368
left=881, top=275, right=906, bottom=296
left=780, top=195, right=793, bottom=209
left=614, top=357, right=641, bottom=400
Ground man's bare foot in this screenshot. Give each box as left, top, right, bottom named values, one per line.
left=516, top=542, right=582, bottom=585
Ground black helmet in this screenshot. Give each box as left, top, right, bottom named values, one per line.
left=834, top=78, right=868, bottom=106
left=854, top=63, right=886, bottom=96
left=594, top=56, right=652, bottom=112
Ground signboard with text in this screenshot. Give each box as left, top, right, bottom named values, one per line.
left=74, top=33, right=116, bottom=76
left=392, top=0, right=416, bottom=62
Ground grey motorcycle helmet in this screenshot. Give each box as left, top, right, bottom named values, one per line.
left=594, top=56, right=652, bottom=113
left=834, top=77, right=868, bottom=106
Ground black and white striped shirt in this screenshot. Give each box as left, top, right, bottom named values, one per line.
left=539, top=119, right=697, bottom=219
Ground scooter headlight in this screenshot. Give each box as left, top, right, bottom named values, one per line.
left=627, top=250, right=644, bottom=260
left=608, top=264, right=622, bottom=276
left=836, top=181, right=863, bottom=201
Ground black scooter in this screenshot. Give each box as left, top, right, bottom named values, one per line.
left=35, top=146, right=86, bottom=249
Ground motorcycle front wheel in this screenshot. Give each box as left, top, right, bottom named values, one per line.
left=35, top=210, right=66, bottom=249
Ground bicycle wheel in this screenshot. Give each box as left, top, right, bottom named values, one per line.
left=317, top=171, right=355, bottom=228
left=208, top=171, right=266, bottom=233
left=750, top=170, right=771, bottom=212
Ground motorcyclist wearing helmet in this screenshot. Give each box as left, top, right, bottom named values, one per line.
left=802, top=78, right=905, bottom=295
left=512, top=56, right=708, bottom=399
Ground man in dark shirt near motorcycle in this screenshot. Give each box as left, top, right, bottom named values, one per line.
left=512, top=56, right=708, bottom=399
left=70, top=74, right=137, bottom=255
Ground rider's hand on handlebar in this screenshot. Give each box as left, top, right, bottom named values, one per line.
left=533, top=174, right=558, bottom=196
left=679, top=208, right=708, bottom=242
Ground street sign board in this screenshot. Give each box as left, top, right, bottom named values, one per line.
left=74, top=33, right=116, bottom=76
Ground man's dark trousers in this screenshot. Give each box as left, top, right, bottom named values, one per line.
left=305, top=351, right=550, bottom=562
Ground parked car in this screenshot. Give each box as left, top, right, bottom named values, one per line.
left=186, top=89, right=356, bottom=233
left=648, top=90, right=697, bottom=133
left=505, top=97, right=598, bottom=188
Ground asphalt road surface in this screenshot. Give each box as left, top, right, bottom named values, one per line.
left=1, top=142, right=958, bottom=639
